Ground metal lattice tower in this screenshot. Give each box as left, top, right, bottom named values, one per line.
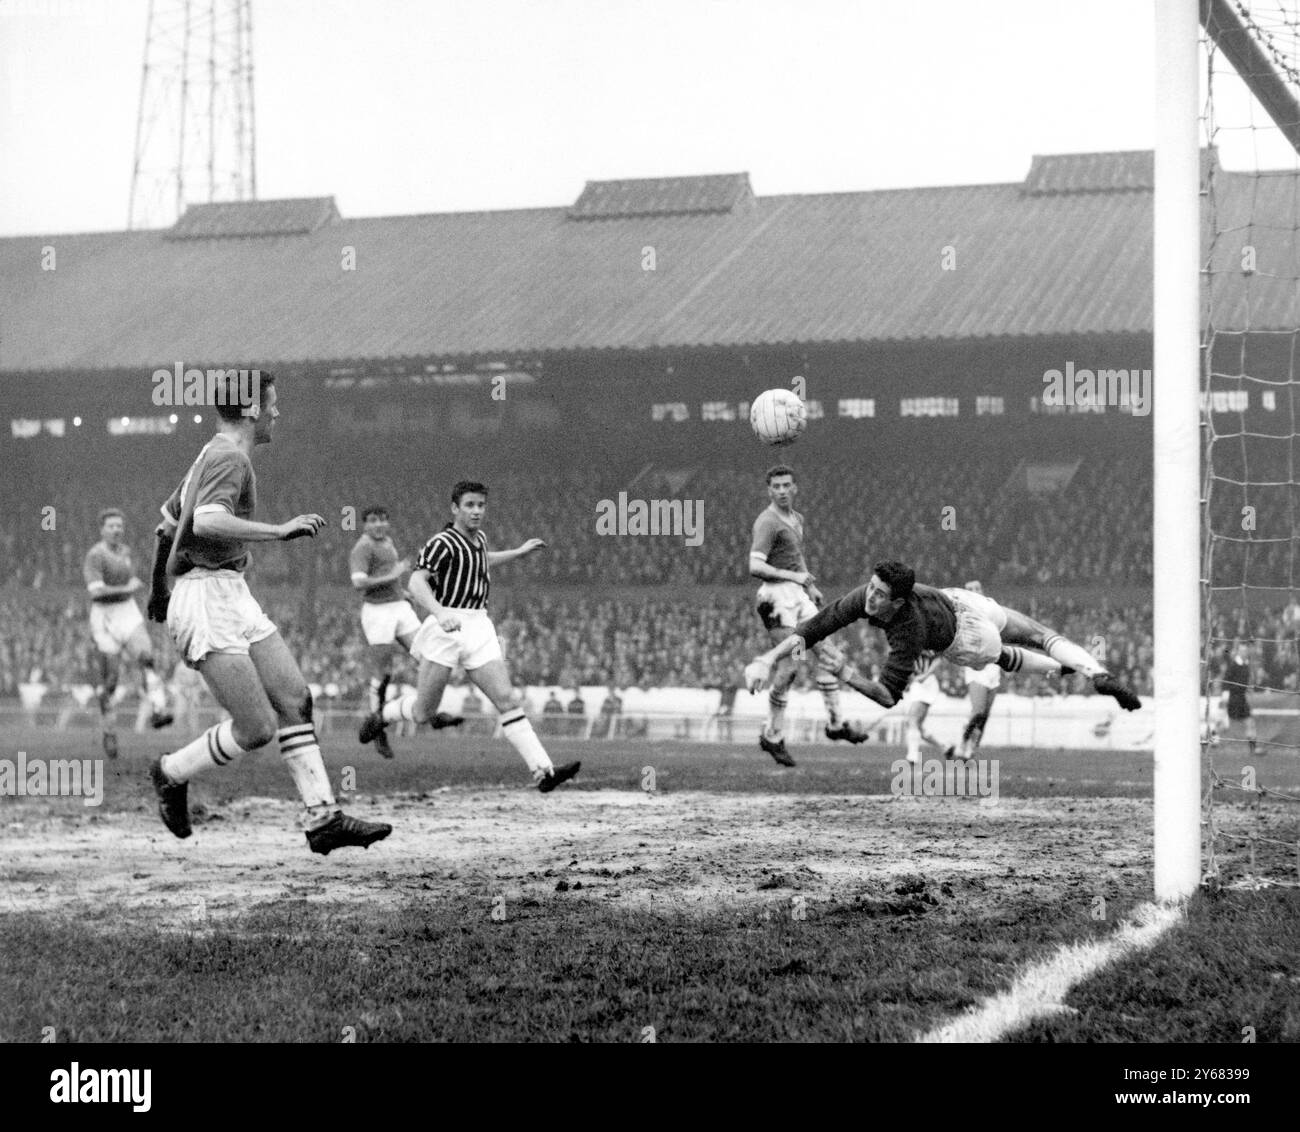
left=128, top=0, right=256, bottom=230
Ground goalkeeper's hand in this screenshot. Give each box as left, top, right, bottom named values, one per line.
left=744, top=657, right=773, bottom=693
left=147, top=588, right=170, bottom=623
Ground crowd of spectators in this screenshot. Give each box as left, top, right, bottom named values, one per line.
left=5, top=439, right=1300, bottom=706
left=5, top=580, right=1299, bottom=708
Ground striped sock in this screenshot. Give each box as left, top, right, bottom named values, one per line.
left=278, top=724, right=339, bottom=826
left=816, top=677, right=842, bottom=726
left=500, top=708, right=552, bottom=779
left=768, top=690, right=788, bottom=736
left=382, top=692, right=419, bottom=724
left=160, top=719, right=245, bottom=783
left=997, top=646, right=1062, bottom=676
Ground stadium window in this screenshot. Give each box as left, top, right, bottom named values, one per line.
left=804, top=399, right=825, bottom=420
left=1201, top=391, right=1248, bottom=413
left=1263, top=390, right=1276, bottom=411
left=900, top=397, right=959, bottom=418
left=651, top=402, right=689, bottom=422
left=976, top=396, right=1004, bottom=416
left=838, top=398, right=876, bottom=419
left=701, top=401, right=736, bottom=421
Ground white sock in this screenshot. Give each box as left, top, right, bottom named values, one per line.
left=161, top=719, right=245, bottom=783
left=144, top=668, right=168, bottom=713
left=1040, top=634, right=1106, bottom=678
left=278, top=724, right=339, bottom=827
left=906, top=723, right=921, bottom=763
left=500, top=709, right=552, bottom=778
left=382, top=693, right=419, bottom=724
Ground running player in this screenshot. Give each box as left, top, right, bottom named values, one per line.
left=899, top=652, right=949, bottom=766
left=1216, top=639, right=1258, bottom=757
left=84, top=508, right=173, bottom=758
left=358, top=480, right=581, bottom=792
left=950, top=580, right=1003, bottom=762
left=744, top=560, right=1141, bottom=716
left=749, top=465, right=864, bottom=767
left=146, top=372, right=391, bottom=855
left=349, top=505, right=460, bottom=758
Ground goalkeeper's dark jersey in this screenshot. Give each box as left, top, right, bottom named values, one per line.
left=793, top=582, right=958, bottom=704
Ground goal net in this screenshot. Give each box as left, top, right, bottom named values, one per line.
left=1200, top=0, right=1300, bottom=889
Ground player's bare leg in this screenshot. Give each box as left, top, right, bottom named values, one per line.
left=95, top=650, right=120, bottom=758
left=997, top=608, right=1141, bottom=711
left=359, top=648, right=462, bottom=756
left=470, top=658, right=579, bottom=791
left=150, top=636, right=391, bottom=852
left=125, top=624, right=172, bottom=730
left=954, top=684, right=997, bottom=761
left=906, top=701, right=947, bottom=765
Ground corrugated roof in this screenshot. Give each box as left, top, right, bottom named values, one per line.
left=1, top=156, right=1295, bottom=372
left=166, top=197, right=339, bottom=239
left=569, top=173, right=753, bottom=218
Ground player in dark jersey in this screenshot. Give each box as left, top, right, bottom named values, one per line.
left=83, top=508, right=173, bottom=757
left=349, top=505, right=461, bottom=758
left=1216, top=640, right=1258, bottom=757
left=749, top=465, right=865, bottom=766
left=358, top=480, right=580, bottom=792
left=745, top=560, right=1141, bottom=716
left=146, top=372, right=391, bottom=855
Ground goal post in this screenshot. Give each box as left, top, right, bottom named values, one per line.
left=1153, top=0, right=1204, bottom=902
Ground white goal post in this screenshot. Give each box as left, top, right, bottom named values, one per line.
left=1153, top=0, right=1203, bottom=902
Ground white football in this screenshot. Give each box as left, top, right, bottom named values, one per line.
left=750, top=387, right=807, bottom=446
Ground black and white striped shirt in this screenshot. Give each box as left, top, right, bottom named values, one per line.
left=415, top=523, right=490, bottom=609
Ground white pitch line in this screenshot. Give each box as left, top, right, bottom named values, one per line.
left=915, top=900, right=1185, bottom=1043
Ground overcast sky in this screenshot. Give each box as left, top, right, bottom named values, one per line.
left=0, top=0, right=1292, bottom=236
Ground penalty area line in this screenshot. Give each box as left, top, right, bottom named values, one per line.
left=914, top=900, right=1184, bottom=1043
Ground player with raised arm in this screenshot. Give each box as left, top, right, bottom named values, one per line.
left=349, top=505, right=461, bottom=758
left=949, top=579, right=1004, bottom=762
left=358, top=480, right=581, bottom=792
left=745, top=560, right=1141, bottom=719
left=146, top=373, right=391, bottom=855
left=83, top=508, right=173, bottom=758
left=748, top=465, right=864, bottom=767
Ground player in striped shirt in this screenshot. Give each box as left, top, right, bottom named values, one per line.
left=83, top=508, right=173, bottom=758
left=359, top=480, right=581, bottom=792
left=349, top=505, right=461, bottom=758
left=146, top=372, right=391, bottom=855
left=749, top=465, right=865, bottom=766
left=745, top=560, right=1141, bottom=715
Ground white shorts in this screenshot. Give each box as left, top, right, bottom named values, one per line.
left=901, top=671, right=940, bottom=707
left=167, top=570, right=278, bottom=669
left=964, top=663, right=1003, bottom=691
left=409, top=608, right=502, bottom=671
left=755, top=580, right=818, bottom=631
left=360, top=599, right=422, bottom=646
left=90, top=600, right=145, bottom=656
left=940, top=587, right=1007, bottom=669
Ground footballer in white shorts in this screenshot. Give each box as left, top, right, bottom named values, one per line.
left=409, top=608, right=503, bottom=671
left=167, top=568, right=278, bottom=669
